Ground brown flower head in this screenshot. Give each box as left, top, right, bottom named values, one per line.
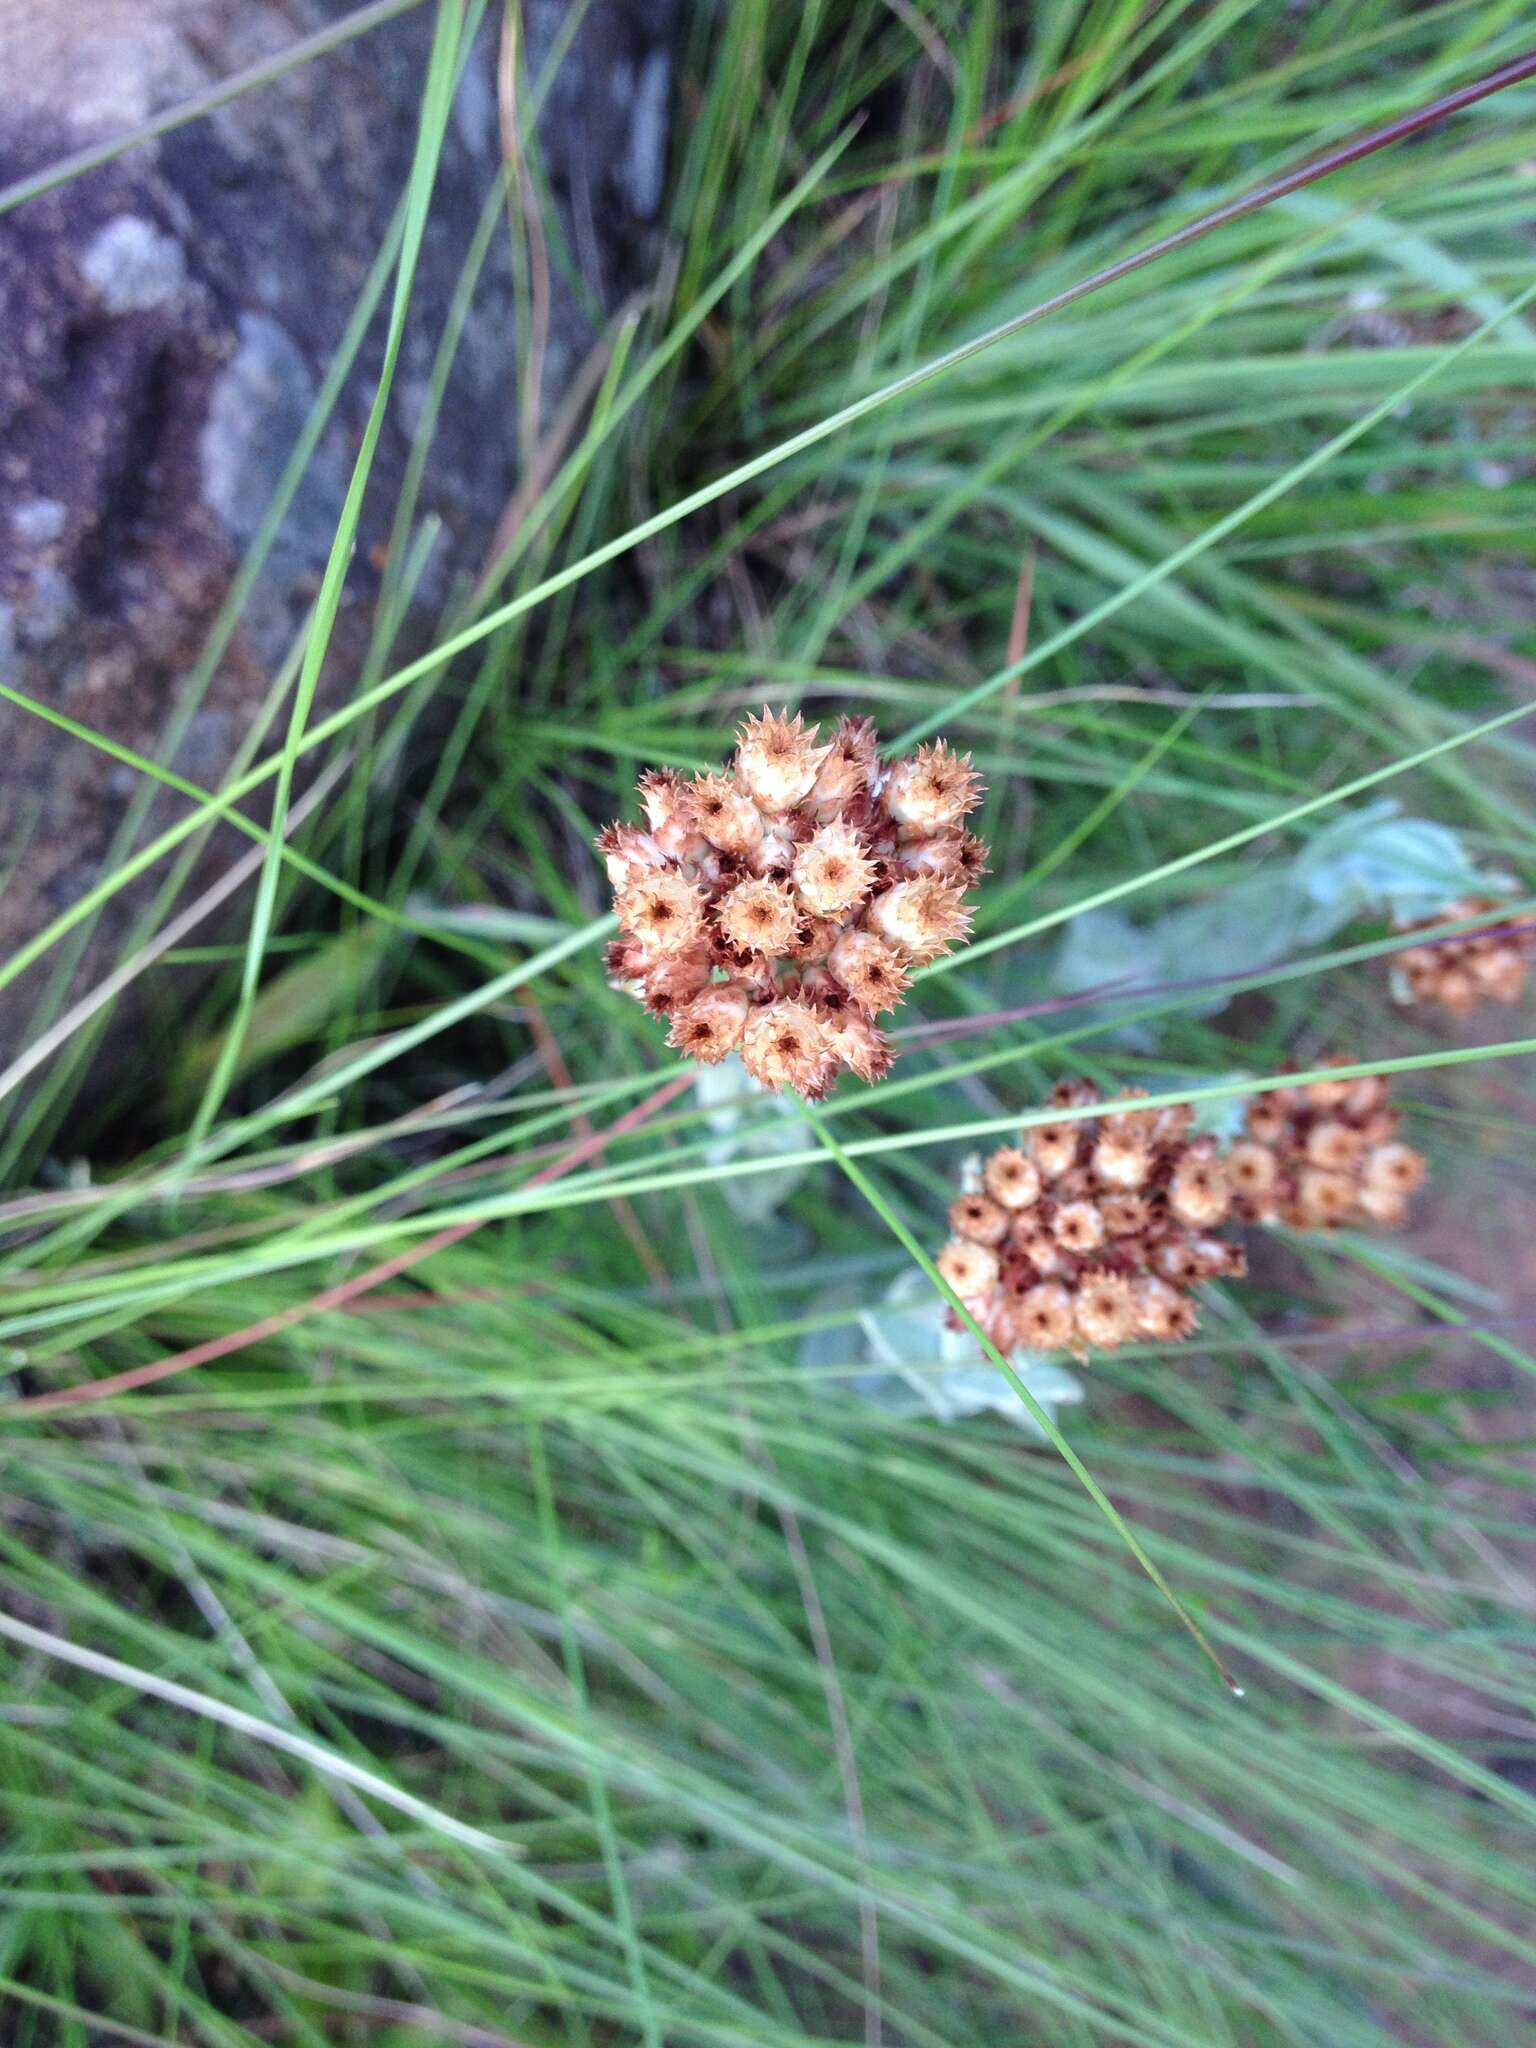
left=666, top=984, right=751, bottom=1064
left=597, top=822, right=668, bottom=888
left=1028, top=1120, right=1081, bottom=1183
left=794, top=821, right=876, bottom=917
left=1243, top=1094, right=1293, bottom=1146
left=884, top=740, right=984, bottom=837
left=897, top=831, right=989, bottom=884
left=635, top=769, right=698, bottom=859
left=1014, top=1282, right=1076, bottom=1351
left=827, top=929, right=910, bottom=1016
left=718, top=876, right=801, bottom=959
left=1225, top=1140, right=1281, bottom=1220
left=687, top=771, right=763, bottom=855
left=982, top=1148, right=1042, bottom=1211
left=1305, top=1120, right=1365, bottom=1172
left=1011, top=1217, right=1072, bottom=1278
left=786, top=915, right=841, bottom=964
left=934, top=1081, right=1246, bottom=1357
left=949, top=1193, right=1010, bottom=1247
left=746, top=816, right=799, bottom=879
left=824, top=1010, right=895, bottom=1085
left=937, top=1238, right=1001, bottom=1301
left=632, top=948, right=713, bottom=1014
left=1100, top=1192, right=1152, bottom=1238
left=1296, top=1168, right=1357, bottom=1229
left=823, top=1007, right=897, bottom=1089
left=597, top=707, right=989, bottom=1092
left=740, top=1000, right=838, bottom=1099
left=1167, top=1145, right=1232, bottom=1230
left=1364, top=1141, right=1426, bottom=1196
left=1053, top=1200, right=1107, bottom=1255
left=867, top=878, right=973, bottom=963
left=1074, top=1273, right=1139, bottom=1351
left=1092, top=1125, right=1153, bottom=1191
left=735, top=710, right=831, bottom=814
left=808, top=715, right=879, bottom=818
left=1132, top=1276, right=1192, bottom=1342
left=615, top=872, right=708, bottom=957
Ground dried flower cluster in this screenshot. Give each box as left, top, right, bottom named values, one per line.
left=1392, top=897, right=1533, bottom=1016
left=599, top=710, right=987, bottom=1096
left=935, top=1081, right=1246, bottom=1359
left=935, top=1061, right=1430, bottom=1359
left=1228, top=1061, right=1426, bottom=1231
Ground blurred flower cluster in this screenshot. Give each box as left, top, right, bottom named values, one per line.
left=1228, top=1061, right=1426, bottom=1229
left=1392, top=896, right=1533, bottom=1015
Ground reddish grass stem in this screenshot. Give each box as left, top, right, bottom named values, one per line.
left=7, top=1074, right=692, bottom=1418
left=998, top=48, right=1536, bottom=336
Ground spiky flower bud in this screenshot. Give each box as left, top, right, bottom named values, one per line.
left=597, top=822, right=669, bottom=887
left=1132, top=1276, right=1194, bottom=1342
left=1296, top=1168, right=1357, bottom=1228
left=1167, top=1146, right=1232, bottom=1229
left=1028, top=1120, right=1080, bottom=1182
left=615, top=873, right=708, bottom=957
left=826, top=929, right=909, bottom=1016
left=1100, top=1192, right=1152, bottom=1238
left=1011, top=1218, right=1072, bottom=1278
left=748, top=817, right=800, bottom=878
left=1363, top=1141, right=1426, bottom=1196
left=1225, top=1140, right=1281, bottom=1220
left=740, top=999, right=837, bottom=1099
left=1243, top=1095, right=1292, bottom=1146
left=1073, top=1273, right=1139, bottom=1351
left=666, top=984, right=750, bottom=1064
left=793, top=821, right=876, bottom=917
left=808, top=716, right=878, bottom=819
left=718, top=877, right=800, bottom=959
left=867, top=878, right=973, bottom=964
left=1091, top=1127, right=1153, bottom=1191
left=734, top=710, right=831, bottom=814
left=824, top=1010, right=895, bottom=1085
left=949, top=1193, right=1010, bottom=1246
left=686, top=772, right=764, bottom=855
left=1014, top=1282, right=1077, bottom=1351
left=636, top=770, right=698, bottom=859
left=597, top=706, right=988, bottom=1093
left=1053, top=1200, right=1107, bottom=1254
left=634, top=949, right=713, bottom=1013
left=897, top=831, right=989, bottom=884
left=787, top=916, right=841, bottom=964
left=884, top=740, right=983, bottom=836
left=982, top=1148, right=1041, bottom=1211
left=606, top=939, right=712, bottom=1014
left=938, top=1238, right=1001, bottom=1301
left=1305, top=1120, right=1365, bottom=1171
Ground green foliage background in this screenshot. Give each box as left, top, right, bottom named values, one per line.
left=2, top=2, right=1536, bottom=2042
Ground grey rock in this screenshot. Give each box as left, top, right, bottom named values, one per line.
left=621, top=51, right=672, bottom=220
left=13, top=564, right=76, bottom=647
left=0, top=0, right=681, bottom=1108
left=9, top=497, right=68, bottom=545
left=80, top=212, right=187, bottom=313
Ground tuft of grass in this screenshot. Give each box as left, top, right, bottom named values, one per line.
left=3, top=3, right=1536, bottom=2043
